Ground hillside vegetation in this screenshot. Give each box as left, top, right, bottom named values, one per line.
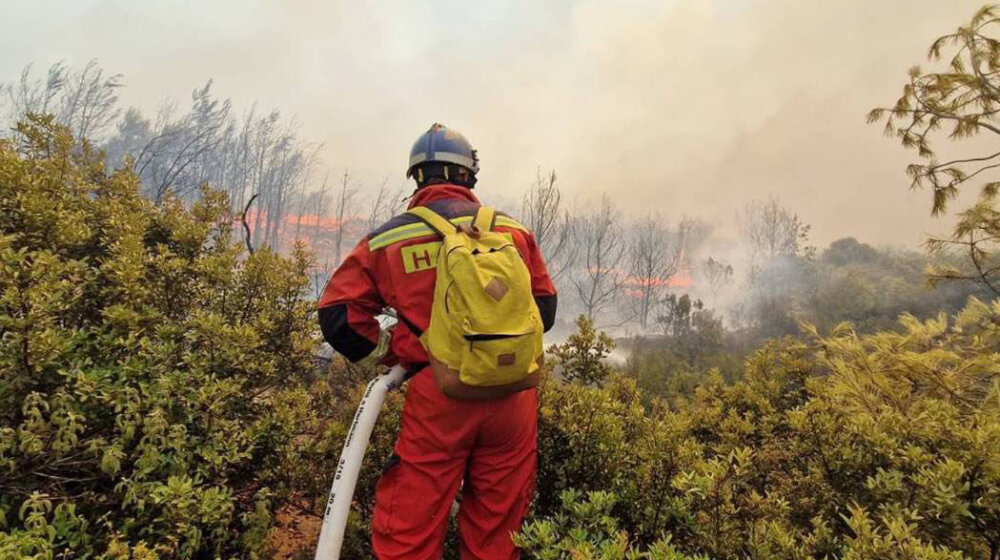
left=2, top=116, right=999, bottom=560
left=0, top=117, right=320, bottom=558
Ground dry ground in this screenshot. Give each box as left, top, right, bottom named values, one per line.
left=267, top=500, right=322, bottom=560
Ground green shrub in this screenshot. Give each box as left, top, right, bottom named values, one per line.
left=515, top=490, right=707, bottom=560
left=547, top=315, right=615, bottom=386
left=527, top=301, right=1000, bottom=559
left=5, top=115, right=998, bottom=560
left=0, top=115, right=318, bottom=558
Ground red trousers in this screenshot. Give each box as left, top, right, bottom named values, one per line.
left=372, top=368, right=537, bottom=559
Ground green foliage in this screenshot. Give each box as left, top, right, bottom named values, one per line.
left=926, top=196, right=1000, bottom=300
left=810, top=238, right=987, bottom=333
left=535, top=375, right=650, bottom=521
left=525, top=300, right=1000, bottom=559
left=732, top=238, right=988, bottom=340
left=0, top=115, right=319, bottom=557
left=515, top=490, right=707, bottom=560
left=548, top=315, right=616, bottom=386
left=5, top=113, right=998, bottom=560
left=869, top=4, right=1000, bottom=216
left=655, top=295, right=719, bottom=344
left=312, top=294, right=1000, bottom=559
left=871, top=4, right=1000, bottom=296
left=625, top=294, right=741, bottom=400
left=625, top=295, right=740, bottom=402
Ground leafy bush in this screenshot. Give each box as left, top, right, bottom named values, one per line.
left=734, top=237, right=989, bottom=342
left=0, top=116, right=318, bottom=558
left=547, top=315, right=616, bottom=386
left=515, top=490, right=706, bottom=560
left=4, top=115, right=998, bottom=560
left=525, top=301, right=1000, bottom=559
left=626, top=295, right=743, bottom=402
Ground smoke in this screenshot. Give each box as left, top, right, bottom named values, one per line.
left=0, top=0, right=986, bottom=249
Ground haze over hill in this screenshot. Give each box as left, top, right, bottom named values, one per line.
left=0, top=0, right=987, bottom=247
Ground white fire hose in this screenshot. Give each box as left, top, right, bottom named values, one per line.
left=314, top=364, right=407, bottom=560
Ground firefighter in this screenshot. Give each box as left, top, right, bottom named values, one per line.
left=317, top=123, right=557, bottom=559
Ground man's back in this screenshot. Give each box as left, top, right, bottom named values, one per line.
left=318, top=183, right=556, bottom=372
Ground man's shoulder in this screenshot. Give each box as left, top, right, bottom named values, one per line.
left=366, top=202, right=529, bottom=252
left=368, top=199, right=478, bottom=236
left=369, top=212, right=422, bottom=239
left=366, top=212, right=426, bottom=252
left=366, top=200, right=474, bottom=251
left=491, top=211, right=530, bottom=234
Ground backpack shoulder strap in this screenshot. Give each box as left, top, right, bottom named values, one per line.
left=407, top=206, right=457, bottom=236
left=473, top=206, right=497, bottom=232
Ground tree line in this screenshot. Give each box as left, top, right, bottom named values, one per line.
left=1, top=57, right=988, bottom=342
left=0, top=62, right=717, bottom=332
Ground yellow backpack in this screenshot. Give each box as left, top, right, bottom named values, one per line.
left=408, top=205, right=544, bottom=393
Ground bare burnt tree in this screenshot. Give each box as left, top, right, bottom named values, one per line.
left=366, top=177, right=409, bottom=231
left=627, top=214, right=683, bottom=328
left=260, top=123, right=317, bottom=250
left=734, top=198, right=814, bottom=332
left=333, top=170, right=359, bottom=265
left=293, top=186, right=310, bottom=244
left=245, top=112, right=318, bottom=251
left=292, top=161, right=327, bottom=245
left=521, top=168, right=574, bottom=281
left=247, top=109, right=281, bottom=244
left=307, top=172, right=336, bottom=300
left=740, top=197, right=810, bottom=265
left=59, top=60, right=123, bottom=140
left=105, top=108, right=152, bottom=169
left=4, top=60, right=325, bottom=259
left=571, top=195, right=627, bottom=323
left=230, top=103, right=260, bottom=213
left=678, top=217, right=711, bottom=258
left=701, top=257, right=734, bottom=297
left=2, top=60, right=122, bottom=141
left=130, top=82, right=231, bottom=204
left=103, top=89, right=318, bottom=251
left=312, top=172, right=331, bottom=243
left=2, top=63, right=65, bottom=124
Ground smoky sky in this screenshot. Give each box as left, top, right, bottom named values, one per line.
left=0, top=0, right=988, bottom=247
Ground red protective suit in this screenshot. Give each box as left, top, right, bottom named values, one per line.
left=317, top=183, right=557, bottom=559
